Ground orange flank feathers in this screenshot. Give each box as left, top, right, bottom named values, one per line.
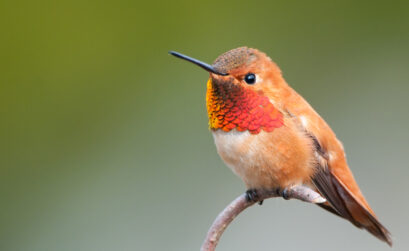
left=170, top=47, right=392, bottom=246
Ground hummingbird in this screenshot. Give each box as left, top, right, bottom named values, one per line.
left=170, top=47, right=392, bottom=246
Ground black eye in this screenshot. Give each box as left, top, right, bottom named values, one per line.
left=244, top=73, right=256, bottom=84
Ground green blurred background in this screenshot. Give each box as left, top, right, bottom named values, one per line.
left=1, top=0, right=408, bottom=250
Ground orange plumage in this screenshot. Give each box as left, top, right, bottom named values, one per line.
left=206, top=78, right=283, bottom=133
left=170, top=47, right=392, bottom=246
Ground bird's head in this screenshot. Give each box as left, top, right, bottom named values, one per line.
left=170, top=47, right=284, bottom=134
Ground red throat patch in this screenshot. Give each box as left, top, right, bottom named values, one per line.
left=206, top=78, right=284, bottom=134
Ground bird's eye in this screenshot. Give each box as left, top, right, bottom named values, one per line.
left=244, top=73, right=256, bottom=84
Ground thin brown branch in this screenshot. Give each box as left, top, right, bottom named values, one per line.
left=200, top=186, right=326, bottom=251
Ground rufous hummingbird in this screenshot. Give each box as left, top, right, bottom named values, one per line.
left=170, top=47, right=392, bottom=246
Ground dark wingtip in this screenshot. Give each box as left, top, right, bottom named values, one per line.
left=313, top=167, right=393, bottom=247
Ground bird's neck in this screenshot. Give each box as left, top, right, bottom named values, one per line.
left=206, top=78, right=284, bottom=134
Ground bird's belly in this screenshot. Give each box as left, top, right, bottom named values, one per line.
left=212, top=127, right=316, bottom=189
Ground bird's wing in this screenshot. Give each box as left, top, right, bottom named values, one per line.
left=296, top=112, right=393, bottom=246
left=312, top=163, right=392, bottom=246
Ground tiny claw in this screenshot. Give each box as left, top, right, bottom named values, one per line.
left=282, top=188, right=290, bottom=200
left=245, top=189, right=259, bottom=202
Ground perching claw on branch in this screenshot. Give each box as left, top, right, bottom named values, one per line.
left=200, top=186, right=326, bottom=251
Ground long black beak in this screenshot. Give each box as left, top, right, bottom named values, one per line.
left=169, top=51, right=228, bottom=76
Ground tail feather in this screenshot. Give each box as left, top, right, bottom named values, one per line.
left=313, top=168, right=392, bottom=246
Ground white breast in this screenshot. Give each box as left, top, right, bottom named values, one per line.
left=212, top=130, right=253, bottom=160
left=212, top=129, right=260, bottom=186
left=211, top=124, right=316, bottom=189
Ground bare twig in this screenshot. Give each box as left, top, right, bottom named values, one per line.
left=200, top=186, right=326, bottom=251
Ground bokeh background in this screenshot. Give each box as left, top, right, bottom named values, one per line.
left=1, top=1, right=408, bottom=250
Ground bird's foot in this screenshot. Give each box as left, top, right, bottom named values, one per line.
left=245, top=189, right=261, bottom=203
left=280, top=187, right=291, bottom=200
left=246, top=187, right=290, bottom=204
